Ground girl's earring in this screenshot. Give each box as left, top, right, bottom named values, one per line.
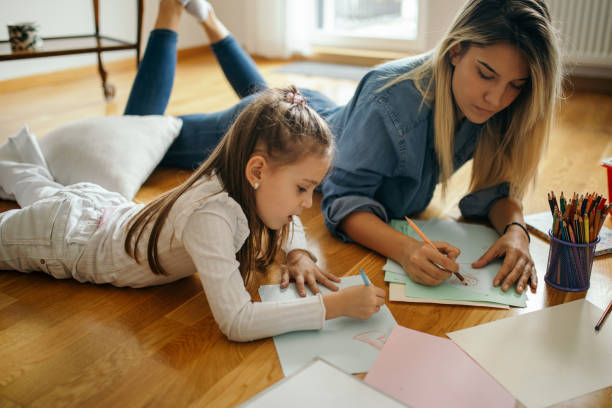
left=253, top=182, right=260, bottom=191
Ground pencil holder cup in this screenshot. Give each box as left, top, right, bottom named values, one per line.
left=545, top=230, right=599, bottom=292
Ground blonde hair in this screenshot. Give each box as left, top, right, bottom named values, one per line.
left=384, top=0, right=561, bottom=198
left=125, top=86, right=334, bottom=285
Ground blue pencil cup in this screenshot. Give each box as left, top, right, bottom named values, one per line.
left=545, top=230, right=599, bottom=292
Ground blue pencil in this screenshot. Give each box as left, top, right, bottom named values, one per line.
left=359, top=268, right=371, bottom=286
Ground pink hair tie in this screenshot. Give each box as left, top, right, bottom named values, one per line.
left=287, top=91, right=305, bottom=105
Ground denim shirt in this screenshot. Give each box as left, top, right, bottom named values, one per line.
left=320, top=54, right=510, bottom=242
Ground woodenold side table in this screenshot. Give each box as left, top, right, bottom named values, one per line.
left=0, top=0, right=144, bottom=101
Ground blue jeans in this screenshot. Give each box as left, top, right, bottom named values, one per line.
left=124, top=29, right=337, bottom=169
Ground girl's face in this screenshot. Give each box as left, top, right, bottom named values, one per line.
left=450, top=42, right=529, bottom=124
left=254, top=153, right=330, bottom=230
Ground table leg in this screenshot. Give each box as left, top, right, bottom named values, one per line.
left=93, top=0, right=115, bottom=101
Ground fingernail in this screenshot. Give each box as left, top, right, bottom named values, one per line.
left=494, top=280, right=499, bottom=286
left=518, top=285, right=523, bottom=291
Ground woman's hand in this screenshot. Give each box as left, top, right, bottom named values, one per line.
left=282, top=250, right=340, bottom=297
left=472, top=228, right=537, bottom=294
left=400, top=240, right=460, bottom=286
left=323, top=284, right=386, bottom=320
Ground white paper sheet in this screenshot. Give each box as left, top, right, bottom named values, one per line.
left=240, top=358, right=407, bottom=407
left=448, top=299, right=612, bottom=408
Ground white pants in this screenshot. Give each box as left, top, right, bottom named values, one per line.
left=0, top=128, right=127, bottom=278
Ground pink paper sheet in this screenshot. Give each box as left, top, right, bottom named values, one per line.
left=365, top=326, right=515, bottom=408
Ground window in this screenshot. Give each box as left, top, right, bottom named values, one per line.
left=313, top=0, right=424, bottom=52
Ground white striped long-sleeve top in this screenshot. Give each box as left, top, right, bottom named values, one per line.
left=76, top=175, right=325, bottom=341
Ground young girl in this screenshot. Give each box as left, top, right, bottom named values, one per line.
left=153, top=0, right=561, bottom=295
left=0, top=9, right=386, bottom=343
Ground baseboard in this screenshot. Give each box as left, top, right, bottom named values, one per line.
left=310, top=45, right=410, bottom=67
left=0, top=45, right=215, bottom=95
left=0, top=58, right=136, bottom=95
left=565, top=75, right=612, bottom=95
left=177, top=45, right=212, bottom=61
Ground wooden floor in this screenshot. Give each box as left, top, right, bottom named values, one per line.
left=0, top=48, right=611, bottom=407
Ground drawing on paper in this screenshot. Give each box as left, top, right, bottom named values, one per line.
left=353, top=330, right=387, bottom=350
left=450, top=272, right=479, bottom=287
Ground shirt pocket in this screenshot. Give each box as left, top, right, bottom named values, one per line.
left=0, top=198, right=63, bottom=245
left=38, top=258, right=71, bottom=279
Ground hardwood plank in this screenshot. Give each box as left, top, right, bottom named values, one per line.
left=27, top=317, right=189, bottom=407
left=194, top=342, right=282, bottom=407
left=0, top=292, right=16, bottom=311
left=9, top=282, right=201, bottom=406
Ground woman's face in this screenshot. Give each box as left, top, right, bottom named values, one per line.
left=450, top=42, right=529, bottom=124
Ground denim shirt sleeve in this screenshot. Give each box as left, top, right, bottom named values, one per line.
left=323, top=194, right=389, bottom=242
left=459, top=182, right=510, bottom=220
left=322, top=102, right=400, bottom=242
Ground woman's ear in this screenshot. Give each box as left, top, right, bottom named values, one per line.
left=450, top=43, right=462, bottom=66
left=245, top=154, right=267, bottom=190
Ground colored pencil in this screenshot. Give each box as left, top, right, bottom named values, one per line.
left=404, top=216, right=468, bottom=285
left=595, top=298, right=612, bottom=331
left=359, top=268, right=371, bottom=286
left=548, top=193, right=555, bottom=214
left=560, top=192, right=566, bottom=215
left=584, top=213, right=590, bottom=243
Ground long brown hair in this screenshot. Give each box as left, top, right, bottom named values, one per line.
left=125, top=86, right=334, bottom=284
left=383, top=0, right=562, bottom=198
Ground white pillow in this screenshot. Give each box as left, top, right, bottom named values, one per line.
left=39, top=115, right=182, bottom=200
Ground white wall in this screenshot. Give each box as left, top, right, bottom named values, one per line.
left=421, top=0, right=465, bottom=50
left=0, top=0, right=463, bottom=82
left=0, top=0, right=213, bottom=81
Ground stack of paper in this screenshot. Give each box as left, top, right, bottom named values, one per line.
left=385, top=219, right=527, bottom=308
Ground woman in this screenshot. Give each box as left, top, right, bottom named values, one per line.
left=138, top=0, right=562, bottom=294
left=321, top=0, right=561, bottom=294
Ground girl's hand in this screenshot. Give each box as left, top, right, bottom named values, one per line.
left=472, top=229, right=537, bottom=294
left=324, top=285, right=386, bottom=320
left=400, top=241, right=460, bottom=286
left=283, top=250, right=340, bottom=297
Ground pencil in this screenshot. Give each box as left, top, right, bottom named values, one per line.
left=547, top=192, right=555, bottom=214
left=598, top=198, right=607, bottom=211
left=404, top=216, right=468, bottom=285
left=560, top=191, right=565, bottom=214
left=595, top=298, right=612, bottom=331
left=585, top=193, right=594, bottom=215
left=359, top=268, right=371, bottom=286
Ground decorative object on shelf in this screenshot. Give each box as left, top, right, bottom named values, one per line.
left=7, top=22, right=43, bottom=52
